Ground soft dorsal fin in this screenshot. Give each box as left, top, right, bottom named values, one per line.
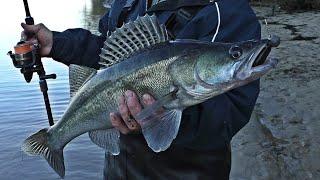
left=99, top=14, right=169, bottom=68
left=69, top=64, right=97, bottom=98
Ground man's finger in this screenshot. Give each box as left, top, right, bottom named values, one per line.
left=119, top=95, right=130, bottom=120
left=21, top=23, right=41, bottom=33
left=142, top=93, right=164, bottom=115
left=119, top=94, right=139, bottom=130
left=125, top=90, right=142, bottom=116
left=142, top=93, right=156, bottom=106
left=124, top=91, right=141, bottom=130
left=110, top=113, right=130, bottom=134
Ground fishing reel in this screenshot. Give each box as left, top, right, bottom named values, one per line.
left=7, top=40, right=56, bottom=83
left=7, top=39, right=56, bottom=126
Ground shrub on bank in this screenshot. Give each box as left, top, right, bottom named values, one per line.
left=280, top=0, right=320, bottom=10
left=252, top=0, right=320, bottom=10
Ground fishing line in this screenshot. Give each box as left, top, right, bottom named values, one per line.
left=211, top=1, right=221, bottom=42
left=264, top=18, right=271, bottom=38
left=8, top=149, right=36, bottom=162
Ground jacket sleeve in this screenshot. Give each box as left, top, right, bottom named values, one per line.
left=50, top=29, right=106, bottom=69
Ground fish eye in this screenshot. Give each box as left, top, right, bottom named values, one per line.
left=229, top=45, right=243, bottom=59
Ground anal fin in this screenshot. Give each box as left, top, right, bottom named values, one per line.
left=88, top=128, right=120, bottom=155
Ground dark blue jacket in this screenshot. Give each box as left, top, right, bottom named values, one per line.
left=50, top=0, right=261, bottom=178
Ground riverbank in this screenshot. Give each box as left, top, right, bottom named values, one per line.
left=230, top=5, right=320, bottom=180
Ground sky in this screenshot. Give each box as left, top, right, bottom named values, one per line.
left=0, top=0, right=95, bottom=69
left=0, top=0, right=90, bottom=47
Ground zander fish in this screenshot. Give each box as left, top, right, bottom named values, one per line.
left=21, top=15, right=280, bottom=178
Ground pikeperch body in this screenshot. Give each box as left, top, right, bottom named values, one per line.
left=22, top=15, right=280, bottom=178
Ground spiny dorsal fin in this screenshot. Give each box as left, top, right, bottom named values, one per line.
left=99, top=14, right=169, bottom=68
left=69, top=64, right=97, bottom=98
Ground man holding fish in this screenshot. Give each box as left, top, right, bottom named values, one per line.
left=21, top=0, right=279, bottom=179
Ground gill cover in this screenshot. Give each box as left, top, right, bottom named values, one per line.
left=194, top=50, right=237, bottom=89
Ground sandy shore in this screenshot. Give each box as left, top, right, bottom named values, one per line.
left=230, top=5, right=320, bottom=180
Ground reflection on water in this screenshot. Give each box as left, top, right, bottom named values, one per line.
left=83, top=0, right=108, bottom=35
left=91, top=0, right=109, bottom=15
left=0, top=0, right=107, bottom=179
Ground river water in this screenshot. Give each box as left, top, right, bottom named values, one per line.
left=0, top=0, right=106, bottom=179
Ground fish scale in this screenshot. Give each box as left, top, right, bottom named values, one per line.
left=54, top=56, right=177, bottom=146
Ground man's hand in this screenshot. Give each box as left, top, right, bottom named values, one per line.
left=110, top=90, right=156, bottom=134
left=21, top=23, right=53, bottom=57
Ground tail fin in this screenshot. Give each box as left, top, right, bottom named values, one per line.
left=21, top=128, right=65, bottom=178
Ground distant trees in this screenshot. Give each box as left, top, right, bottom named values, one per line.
left=91, top=0, right=107, bottom=15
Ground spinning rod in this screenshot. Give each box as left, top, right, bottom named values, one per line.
left=7, top=0, right=56, bottom=126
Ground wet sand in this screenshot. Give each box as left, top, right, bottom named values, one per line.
left=230, top=5, right=320, bottom=180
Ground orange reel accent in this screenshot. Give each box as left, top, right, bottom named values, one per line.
left=14, top=42, right=33, bottom=54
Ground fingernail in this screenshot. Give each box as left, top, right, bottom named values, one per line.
left=125, top=91, right=133, bottom=98
left=118, top=95, right=125, bottom=102
left=110, top=113, right=115, bottom=120
left=143, top=94, right=151, bottom=101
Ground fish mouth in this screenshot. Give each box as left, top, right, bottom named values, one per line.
left=237, top=40, right=279, bottom=81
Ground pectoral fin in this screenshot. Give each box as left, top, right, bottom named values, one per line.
left=88, top=128, right=120, bottom=155
left=137, top=108, right=182, bottom=153
left=135, top=88, right=182, bottom=152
